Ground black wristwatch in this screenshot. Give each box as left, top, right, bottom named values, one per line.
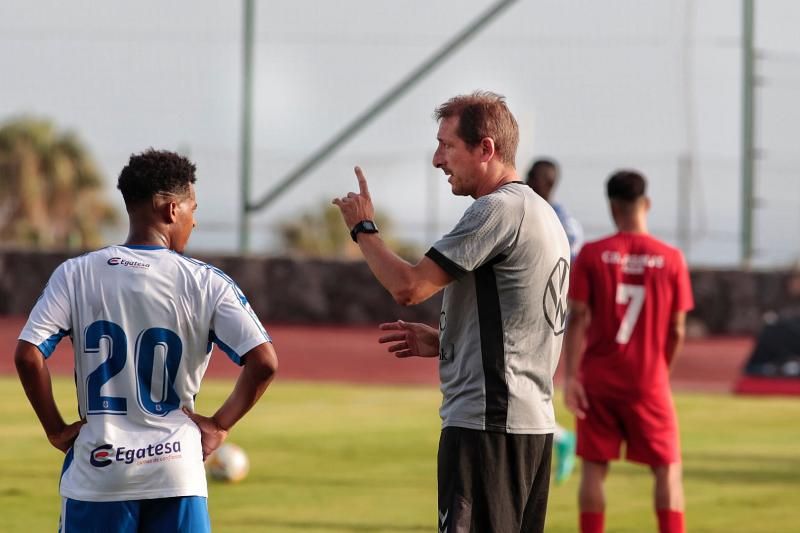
left=350, top=220, right=379, bottom=242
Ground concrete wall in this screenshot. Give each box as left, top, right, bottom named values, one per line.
left=3, top=250, right=800, bottom=335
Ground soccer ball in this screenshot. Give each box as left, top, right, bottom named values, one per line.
left=206, top=443, right=250, bottom=483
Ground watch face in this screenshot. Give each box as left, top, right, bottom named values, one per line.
left=350, top=220, right=379, bottom=242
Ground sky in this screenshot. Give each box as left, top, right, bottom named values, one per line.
left=1, top=0, right=799, bottom=267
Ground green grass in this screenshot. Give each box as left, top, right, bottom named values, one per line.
left=1, top=376, right=798, bottom=532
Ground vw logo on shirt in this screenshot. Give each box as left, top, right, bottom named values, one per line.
left=543, top=257, right=570, bottom=335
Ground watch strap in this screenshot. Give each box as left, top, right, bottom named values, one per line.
left=350, top=220, right=379, bottom=242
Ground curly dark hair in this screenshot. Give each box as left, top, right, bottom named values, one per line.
left=117, top=149, right=197, bottom=207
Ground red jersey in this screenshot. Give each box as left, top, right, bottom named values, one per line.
left=569, top=232, right=694, bottom=397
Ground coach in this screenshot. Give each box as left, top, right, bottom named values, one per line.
left=333, top=91, right=570, bottom=533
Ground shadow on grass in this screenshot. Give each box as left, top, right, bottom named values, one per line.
left=245, top=474, right=427, bottom=489
left=229, top=518, right=428, bottom=532
left=683, top=451, right=800, bottom=486
left=570, top=451, right=800, bottom=486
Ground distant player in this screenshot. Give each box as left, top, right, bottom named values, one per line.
left=527, top=157, right=583, bottom=485
left=562, top=170, right=693, bottom=533
left=333, top=92, right=570, bottom=532
left=15, top=149, right=278, bottom=532
left=527, top=158, right=583, bottom=259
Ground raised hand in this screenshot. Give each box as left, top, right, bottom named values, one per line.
left=183, top=407, right=229, bottom=461
left=332, top=166, right=376, bottom=229
left=378, top=320, right=440, bottom=358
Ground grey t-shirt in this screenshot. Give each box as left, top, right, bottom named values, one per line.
left=426, top=182, right=570, bottom=434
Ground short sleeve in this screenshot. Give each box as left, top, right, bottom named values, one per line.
left=672, top=251, right=694, bottom=312
left=568, top=247, right=591, bottom=304
left=210, top=278, right=271, bottom=366
left=425, top=195, right=517, bottom=279
left=18, top=262, right=73, bottom=358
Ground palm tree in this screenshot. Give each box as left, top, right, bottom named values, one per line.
left=278, top=202, right=420, bottom=260
left=0, top=117, right=118, bottom=249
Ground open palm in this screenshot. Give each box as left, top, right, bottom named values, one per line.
left=378, top=320, right=440, bottom=358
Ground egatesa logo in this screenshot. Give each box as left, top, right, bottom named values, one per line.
left=107, top=257, right=150, bottom=269
left=89, top=442, right=182, bottom=468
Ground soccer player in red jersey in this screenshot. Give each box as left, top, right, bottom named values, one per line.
left=562, top=170, right=694, bottom=533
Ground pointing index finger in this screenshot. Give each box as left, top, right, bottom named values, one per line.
left=354, top=166, right=370, bottom=197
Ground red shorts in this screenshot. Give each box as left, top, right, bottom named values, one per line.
left=576, top=389, right=680, bottom=466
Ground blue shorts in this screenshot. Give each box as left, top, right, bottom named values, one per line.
left=59, top=496, right=210, bottom=533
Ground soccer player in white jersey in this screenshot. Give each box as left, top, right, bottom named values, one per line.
left=15, top=149, right=278, bottom=532
left=333, top=92, right=570, bottom=533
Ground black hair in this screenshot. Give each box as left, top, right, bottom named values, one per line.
left=117, top=149, right=196, bottom=207
left=607, top=170, right=646, bottom=203
left=526, top=158, right=558, bottom=182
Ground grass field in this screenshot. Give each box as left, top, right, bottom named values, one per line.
left=1, top=376, right=798, bottom=532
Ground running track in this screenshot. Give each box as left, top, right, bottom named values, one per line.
left=0, top=317, right=752, bottom=393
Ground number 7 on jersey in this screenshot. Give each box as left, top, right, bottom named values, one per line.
left=615, top=283, right=645, bottom=344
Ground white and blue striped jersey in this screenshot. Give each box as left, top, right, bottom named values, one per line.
left=19, top=244, right=271, bottom=502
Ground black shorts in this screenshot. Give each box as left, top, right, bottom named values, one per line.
left=438, top=427, right=553, bottom=533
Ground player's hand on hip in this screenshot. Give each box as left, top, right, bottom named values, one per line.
left=332, top=166, right=375, bottom=229
left=378, top=320, right=440, bottom=358
left=47, top=419, right=86, bottom=453
left=183, top=407, right=228, bottom=461
left=564, top=377, right=589, bottom=419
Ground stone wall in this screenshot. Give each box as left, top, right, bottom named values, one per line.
left=2, top=250, right=799, bottom=335
left=690, top=269, right=800, bottom=335
left=0, top=251, right=441, bottom=325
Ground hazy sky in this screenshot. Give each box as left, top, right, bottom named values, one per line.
left=1, top=0, right=799, bottom=266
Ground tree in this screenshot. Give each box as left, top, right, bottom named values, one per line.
left=0, top=117, right=118, bottom=249
left=278, top=202, right=420, bottom=260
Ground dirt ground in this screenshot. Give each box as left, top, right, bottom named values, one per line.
left=0, top=317, right=752, bottom=393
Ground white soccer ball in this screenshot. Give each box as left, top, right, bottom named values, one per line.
left=206, top=443, right=250, bottom=483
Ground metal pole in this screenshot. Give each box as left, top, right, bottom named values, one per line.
left=677, top=154, right=692, bottom=255
left=238, top=0, right=255, bottom=253
left=678, top=0, right=696, bottom=259
left=246, top=0, right=520, bottom=213
left=425, top=153, right=439, bottom=244
left=741, top=0, right=755, bottom=267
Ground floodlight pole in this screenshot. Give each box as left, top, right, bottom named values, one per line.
left=239, top=0, right=255, bottom=253
left=245, top=0, right=520, bottom=214
left=740, top=0, right=755, bottom=268
left=677, top=154, right=692, bottom=255
left=677, top=0, right=696, bottom=258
